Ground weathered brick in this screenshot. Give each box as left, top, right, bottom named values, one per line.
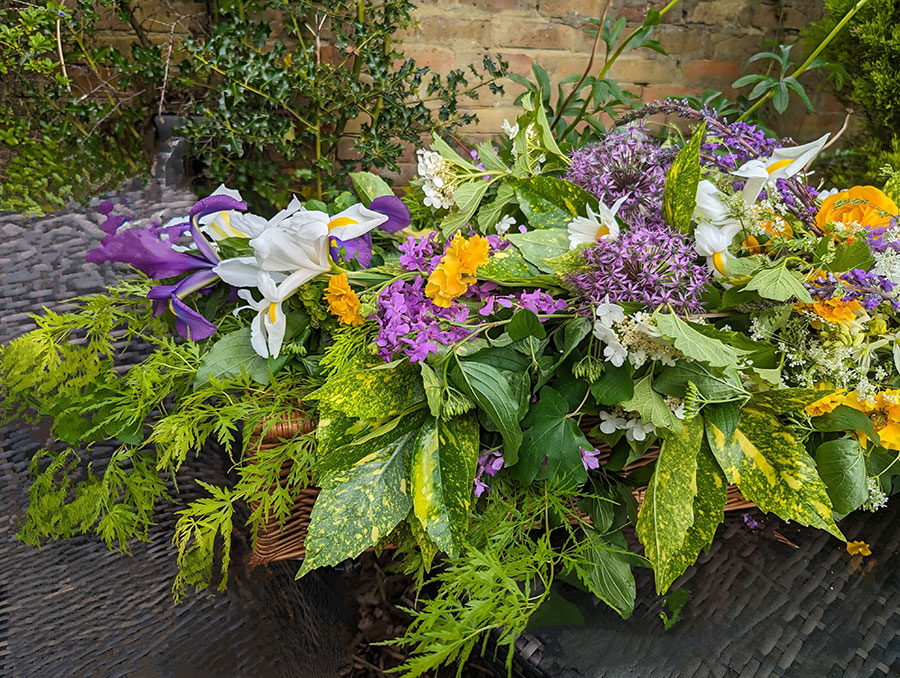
left=683, top=59, right=740, bottom=90
left=606, top=54, right=678, bottom=85
left=403, top=16, right=492, bottom=47
left=538, top=0, right=609, bottom=19
left=493, top=20, right=574, bottom=50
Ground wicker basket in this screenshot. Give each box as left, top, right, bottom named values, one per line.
left=248, top=410, right=754, bottom=566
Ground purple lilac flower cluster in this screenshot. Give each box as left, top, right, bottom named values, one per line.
left=806, top=270, right=900, bottom=312
left=473, top=450, right=504, bottom=497
left=566, top=225, right=710, bottom=313
left=565, top=124, right=674, bottom=229
left=375, top=276, right=475, bottom=362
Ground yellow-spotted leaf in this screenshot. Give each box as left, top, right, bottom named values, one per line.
left=513, top=176, right=595, bottom=230
left=748, top=388, right=833, bottom=414
left=706, top=408, right=843, bottom=538
left=310, top=362, right=424, bottom=420
left=637, top=416, right=704, bottom=594
left=410, top=414, right=479, bottom=557
left=662, top=121, right=706, bottom=233
left=655, top=440, right=726, bottom=593
left=297, top=414, right=423, bottom=577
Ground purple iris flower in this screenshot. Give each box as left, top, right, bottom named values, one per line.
left=329, top=196, right=411, bottom=268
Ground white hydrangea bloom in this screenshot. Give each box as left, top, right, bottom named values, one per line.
left=417, top=149, right=457, bottom=210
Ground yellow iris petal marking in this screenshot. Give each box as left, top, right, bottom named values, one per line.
left=712, top=251, right=728, bottom=276
left=767, top=158, right=794, bottom=174
left=595, top=225, right=610, bottom=239
left=328, top=216, right=359, bottom=230
left=266, top=302, right=278, bottom=324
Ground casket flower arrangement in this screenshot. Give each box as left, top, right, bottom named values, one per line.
left=4, top=89, right=900, bottom=674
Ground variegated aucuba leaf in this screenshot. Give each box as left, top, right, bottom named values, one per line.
left=310, top=361, right=424, bottom=420
left=655, top=439, right=727, bottom=594
left=410, top=413, right=479, bottom=558
left=706, top=408, right=843, bottom=539
left=297, top=417, right=421, bottom=577
left=662, top=121, right=706, bottom=233
left=747, top=387, right=833, bottom=414
left=637, top=416, right=704, bottom=594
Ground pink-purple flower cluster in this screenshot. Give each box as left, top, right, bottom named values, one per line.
left=566, top=225, right=710, bottom=313
left=473, top=449, right=504, bottom=497
left=807, top=269, right=900, bottom=312
left=478, top=289, right=567, bottom=317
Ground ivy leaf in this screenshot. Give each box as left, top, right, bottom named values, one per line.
left=451, top=360, right=523, bottom=462
left=298, top=423, right=419, bottom=576
left=590, top=362, right=634, bottom=405
left=655, top=312, right=751, bottom=368
left=620, top=374, right=682, bottom=433
left=577, top=543, right=639, bottom=618
left=194, top=328, right=286, bottom=389
left=654, top=439, right=726, bottom=593
left=513, top=176, right=595, bottom=230
left=637, top=416, right=704, bottom=594
left=706, top=409, right=843, bottom=538
left=662, top=121, right=706, bottom=233
left=744, top=265, right=813, bottom=303
left=349, top=171, right=393, bottom=203
left=815, top=439, right=868, bottom=515
left=506, top=229, right=570, bottom=272
left=410, top=414, right=479, bottom=557
left=309, top=362, right=424, bottom=420
left=516, top=387, right=591, bottom=484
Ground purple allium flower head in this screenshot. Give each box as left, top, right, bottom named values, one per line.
left=566, top=225, right=710, bottom=313
left=566, top=124, right=675, bottom=228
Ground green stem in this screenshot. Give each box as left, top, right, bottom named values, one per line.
left=598, top=0, right=682, bottom=79
left=737, top=0, right=870, bottom=122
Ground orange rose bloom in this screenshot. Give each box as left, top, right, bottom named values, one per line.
left=816, top=186, right=898, bottom=231
left=325, top=273, right=364, bottom=325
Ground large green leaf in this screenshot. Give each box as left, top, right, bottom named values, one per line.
left=637, top=416, right=704, bottom=594
left=451, top=361, right=523, bottom=461
left=744, top=265, right=813, bottom=303
left=590, top=362, right=634, bottom=405
left=621, top=374, right=682, bottom=433
left=662, top=122, right=706, bottom=233
left=310, top=362, right=424, bottom=420
left=513, top=177, right=595, bottom=230
left=748, top=388, right=830, bottom=414
left=577, top=543, right=639, bottom=619
left=350, top=171, right=393, bottom=203
left=410, top=414, right=479, bottom=557
left=811, top=405, right=880, bottom=444
left=506, top=229, right=571, bottom=273
left=815, top=439, right=868, bottom=515
left=194, top=328, right=286, bottom=389
left=440, top=180, right=493, bottom=236
left=654, top=312, right=750, bottom=369
left=706, top=409, right=843, bottom=538
left=477, top=246, right=541, bottom=282
left=654, top=440, right=726, bottom=593
left=298, top=421, right=419, bottom=576
left=516, top=387, right=591, bottom=484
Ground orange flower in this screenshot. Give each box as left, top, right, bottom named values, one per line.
left=325, top=273, right=364, bottom=325
left=846, top=540, right=871, bottom=556
left=816, top=186, right=898, bottom=231
left=425, top=234, right=491, bottom=308
left=804, top=392, right=844, bottom=417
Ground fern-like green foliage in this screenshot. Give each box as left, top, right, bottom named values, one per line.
left=319, top=322, right=379, bottom=375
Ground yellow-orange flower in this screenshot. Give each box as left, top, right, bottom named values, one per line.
left=846, top=540, right=871, bottom=556
left=816, top=186, right=898, bottom=231
left=325, top=273, right=364, bottom=325
left=425, top=234, right=491, bottom=308
left=810, top=298, right=862, bottom=325
left=841, top=390, right=900, bottom=451
left=804, top=392, right=844, bottom=417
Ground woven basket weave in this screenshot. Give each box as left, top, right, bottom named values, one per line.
left=248, top=410, right=754, bottom=565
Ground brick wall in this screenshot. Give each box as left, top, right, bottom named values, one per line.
left=93, top=0, right=844, bottom=182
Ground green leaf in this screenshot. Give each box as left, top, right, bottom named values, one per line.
left=513, top=177, right=595, bottom=230
left=590, top=362, right=634, bottom=405
left=577, top=543, right=638, bottom=618
left=419, top=362, right=444, bottom=419
left=704, top=401, right=741, bottom=439
left=655, top=441, right=726, bottom=593
left=194, top=328, right=286, bottom=389
left=525, top=588, right=585, bottom=631
left=349, top=171, right=393, bottom=203
left=430, top=133, right=476, bottom=169
left=748, top=388, right=829, bottom=414
left=477, top=183, right=515, bottom=232
left=506, top=229, right=571, bottom=273
left=621, top=375, right=682, bottom=433
left=451, top=361, right=523, bottom=462
left=476, top=246, right=541, bottom=282
left=637, top=416, right=704, bottom=594
left=298, top=422, right=419, bottom=576
left=662, top=121, right=706, bottom=233
left=744, top=265, right=813, bottom=303
left=410, top=414, right=479, bottom=557
left=654, top=312, right=751, bottom=368
left=824, top=237, right=875, bottom=273
left=517, top=386, right=592, bottom=484
left=706, top=409, right=843, bottom=538
left=310, top=362, right=425, bottom=420
left=474, top=141, right=509, bottom=174
left=508, top=309, right=547, bottom=341
left=815, top=439, right=868, bottom=515
left=812, top=405, right=880, bottom=444
left=440, top=180, right=492, bottom=236
left=654, top=361, right=746, bottom=403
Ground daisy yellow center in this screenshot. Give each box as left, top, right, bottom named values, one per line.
left=595, top=225, right=610, bottom=239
